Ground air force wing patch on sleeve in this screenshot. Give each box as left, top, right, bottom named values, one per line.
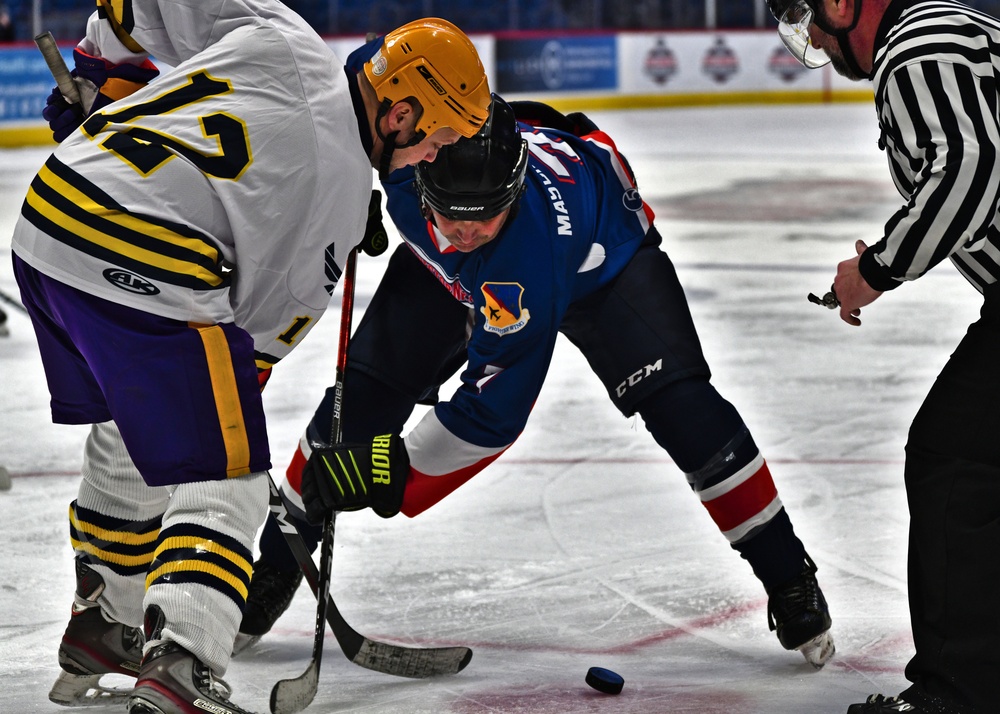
left=480, top=282, right=530, bottom=336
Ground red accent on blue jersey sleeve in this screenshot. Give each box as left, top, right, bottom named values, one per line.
left=400, top=451, right=507, bottom=517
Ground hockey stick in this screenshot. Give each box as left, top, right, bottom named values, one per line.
left=34, top=31, right=82, bottom=105
left=268, top=251, right=472, bottom=714
left=270, top=248, right=357, bottom=714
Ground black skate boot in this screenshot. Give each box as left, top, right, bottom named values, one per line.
left=766, top=554, right=835, bottom=668
left=128, top=605, right=257, bottom=714
left=848, top=694, right=922, bottom=713
left=48, top=558, right=144, bottom=706
left=847, top=692, right=973, bottom=713
left=127, top=642, right=257, bottom=714
left=233, top=560, right=303, bottom=654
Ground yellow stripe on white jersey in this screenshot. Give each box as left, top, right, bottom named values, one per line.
left=22, top=155, right=228, bottom=291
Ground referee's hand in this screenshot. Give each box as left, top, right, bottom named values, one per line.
left=834, top=240, right=883, bottom=327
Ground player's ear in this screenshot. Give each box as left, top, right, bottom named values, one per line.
left=386, top=99, right=419, bottom=134
left=830, top=0, right=854, bottom=22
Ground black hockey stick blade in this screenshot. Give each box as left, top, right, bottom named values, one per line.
left=307, top=520, right=473, bottom=676
left=266, top=479, right=473, bottom=678
left=318, top=555, right=472, bottom=676
left=350, top=635, right=473, bottom=678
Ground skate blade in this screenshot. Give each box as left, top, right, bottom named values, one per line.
left=48, top=670, right=133, bottom=707
left=797, top=630, right=835, bottom=669
left=232, top=632, right=261, bottom=656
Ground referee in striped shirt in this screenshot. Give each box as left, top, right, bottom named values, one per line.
left=769, top=1, right=1000, bottom=713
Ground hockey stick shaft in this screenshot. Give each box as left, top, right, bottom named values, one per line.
left=308, top=245, right=357, bottom=682
left=34, top=31, right=81, bottom=105
left=270, top=251, right=357, bottom=714
left=307, top=247, right=358, bottom=683
left=317, top=252, right=471, bottom=674
left=310, top=245, right=359, bottom=664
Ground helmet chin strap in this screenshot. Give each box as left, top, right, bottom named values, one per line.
left=818, top=0, right=870, bottom=79
left=837, top=33, right=870, bottom=79
left=377, top=131, right=398, bottom=181
left=375, top=100, right=426, bottom=181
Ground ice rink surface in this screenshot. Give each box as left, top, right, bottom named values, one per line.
left=0, top=103, right=984, bottom=713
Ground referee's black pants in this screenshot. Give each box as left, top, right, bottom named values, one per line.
left=903, top=282, right=1000, bottom=713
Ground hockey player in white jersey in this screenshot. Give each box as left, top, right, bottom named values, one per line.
left=10, top=1, right=490, bottom=712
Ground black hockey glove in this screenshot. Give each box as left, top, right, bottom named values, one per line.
left=358, top=190, right=389, bottom=257
left=300, top=433, right=408, bottom=523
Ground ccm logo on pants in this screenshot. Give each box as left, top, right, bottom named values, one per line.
left=616, top=359, right=663, bottom=398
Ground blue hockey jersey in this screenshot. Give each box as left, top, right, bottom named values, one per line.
left=382, top=121, right=654, bottom=514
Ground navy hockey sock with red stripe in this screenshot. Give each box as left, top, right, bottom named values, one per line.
left=637, top=378, right=808, bottom=589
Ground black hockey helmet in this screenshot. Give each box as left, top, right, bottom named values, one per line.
left=415, top=94, right=528, bottom=221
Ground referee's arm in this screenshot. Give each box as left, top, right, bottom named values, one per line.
left=864, top=60, right=1000, bottom=290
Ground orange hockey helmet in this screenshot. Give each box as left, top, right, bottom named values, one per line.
left=364, top=18, right=491, bottom=141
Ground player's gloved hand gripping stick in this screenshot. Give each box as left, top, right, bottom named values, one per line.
left=359, top=189, right=390, bottom=257
left=301, top=432, right=409, bottom=522
left=35, top=31, right=158, bottom=143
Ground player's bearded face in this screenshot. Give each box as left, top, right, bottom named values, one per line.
left=431, top=208, right=510, bottom=252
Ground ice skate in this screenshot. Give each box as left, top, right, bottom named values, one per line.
left=847, top=692, right=973, bottom=713
left=48, top=559, right=144, bottom=707
left=766, top=555, right=835, bottom=668
left=127, top=641, right=256, bottom=714
left=848, top=694, right=921, bottom=713
left=233, top=560, right=303, bottom=654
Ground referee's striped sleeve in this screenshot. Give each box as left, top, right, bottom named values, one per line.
left=869, top=1, right=1000, bottom=293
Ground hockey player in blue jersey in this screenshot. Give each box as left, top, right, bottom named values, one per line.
left=241, top=95, right=836, bottom=669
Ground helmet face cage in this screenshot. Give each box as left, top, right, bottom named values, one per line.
left=365, top=18, right=491, bottom=140
left=774, top=0, right=831, bottom=68
left=415, top=96, right=529, bottom=222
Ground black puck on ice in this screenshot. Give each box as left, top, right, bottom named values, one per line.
left=585, top=666, right=624, bottom=694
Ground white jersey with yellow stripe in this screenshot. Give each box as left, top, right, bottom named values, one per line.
left=12, top=0, right=371, bottom=366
